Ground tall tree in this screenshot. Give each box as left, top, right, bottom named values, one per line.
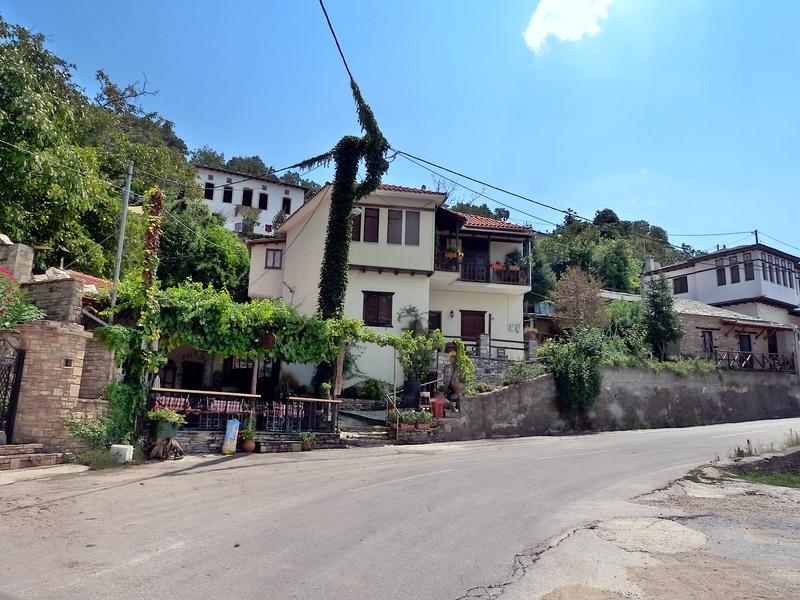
left=526, top=241, right=556, bottom=303
left=551, top=266, right=607, bottom=329
left=190, top=146, right=225, bottom=168
left=643, top=274, right=684, bottom=360
left=226, top=155, right=271, bottom=177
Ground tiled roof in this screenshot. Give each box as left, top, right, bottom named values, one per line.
left=66, top=270, right=111, bottom=291
left=455, top=212, right=532, bottom=232
left=673, top=298, right=767, bottom=322
left=376, top=184, right=446, bottom=196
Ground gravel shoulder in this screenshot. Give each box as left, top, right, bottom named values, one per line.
left=502, top=451, right=800, bottom=600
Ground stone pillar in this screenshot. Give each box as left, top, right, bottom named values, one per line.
left=19, top=279, right=83, bottom=323
left=0, top=241, right=34, bottom=283
left=478, top=334, right=491, bottom=358
left=79, top=333, right=115, bottom=399
left=12, top=320, right=91, bottom=451
left=526, top=339, right=538, bottom=361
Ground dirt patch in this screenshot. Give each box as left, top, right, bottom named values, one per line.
left=540, top=584, right=627, bottom=600
left=594, top=517, right=707, bottom=554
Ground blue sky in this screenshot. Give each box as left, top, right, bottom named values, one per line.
left=5, top=0, right=799, bottom=250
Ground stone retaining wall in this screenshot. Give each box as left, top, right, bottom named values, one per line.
left=20, top=279, right=83, bottom=324
left=175, top=430, right=345, bottom=454
left=432, top=368, right=800, bottom=442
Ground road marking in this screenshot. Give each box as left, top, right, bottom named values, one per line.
left=349, top=469, right=452, bottom=492
left=89, top=541, right=187, bottom=578
left=710, top=429, right=770, bottom=439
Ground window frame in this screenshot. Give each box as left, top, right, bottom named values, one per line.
left=265, top=249, right=283, bottom=269
left=351, top=212, right=361, bottom=242
left=729, top=255, right=740, bottom=284
left=258, top=192, right=268, bottom=210
left=715, top=259, right=726, bottom=286
left=363, top=207, right=379, bottom=243
left=241, top=187, right=253, bottom=207
left=204, top=182, right=214, bottom=201
left=362, top=291, right=394, bottom=327
left=281, top=197, right=292, bottom=214
left=405, top=210, right=420, bottom=245
left=222, top=186, right=233, bottom=204
left=387, top=209, right=403, bottom=244
left=672, top=275, right=688, bottom=295
left=743, top=252, right=754, bottom=281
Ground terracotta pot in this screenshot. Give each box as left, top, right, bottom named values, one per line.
left=416, top=423, right=431, bottom=430
left=524, top=330, right=537, bottom=341
left=399, top=423, right=415, bottom=431
left=240, top=439, right=256, bottom=453
left=301, top=441, right=313, bottom=451
left=450, top=382, right=464, bottom=394
left=444, top=342, right=456, bottom=353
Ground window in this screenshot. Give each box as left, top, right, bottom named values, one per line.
left=738, top=334, right=752, bottom=353
left=729, top=255, right=740, bottom=283
left=204, top=182, right=214, bottom=200
left=262, top=184, right=267, bottom=191
left=715, top=259, right=726, bottom=286
left=351, top=212, right=361, bottom=241
left=258, top=193, right=268, bottom=210
left=701, top=330, right=714, bottom=356
left=362, top=291, right=393, bottom=326
left=387, top=209, right=403, bottom=244
left=768, top=255, right=774, bottom=282
left=207, top=174, right=214, bottom=181
left=226, top=177, right=232, bottom=184
left=363, top=208, right=379, bottom=242
left=265, top=249, right=282, bottom=269
left=282, top=197, right=292, bottom=214
left=222, top=186, right=233, bottom=203
left=242, top=188, right=253, bottom=207
left=789, top=263, right=795, bottom=289
left=761, top=252, right=768, bottom=280
left=781, top=259, right=788, bottom=286
left=673, top=275, right=688, bottom=294
left=405, top=211, right=420, bottom=245
left=743, top=252, right=754, bottom=280
left=767, top=332, right=778, bottom=355
left=428, top=311, right=442, bottom=333
left=234, top=222, right=242, bottom=232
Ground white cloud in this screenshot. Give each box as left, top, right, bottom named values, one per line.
left=524, top=0, right=614, bottom=53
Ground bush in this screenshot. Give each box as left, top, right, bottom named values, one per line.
left=474, top=381, right=494, bottom=393
left=539, top=327, right=604, bottom=424
left=72, top=449, right=120, bottom=470
left=416, top=411, right=433, bottom=424
left=103, top=381, right=146, bottom=445
left=356, top=378, right=389, bottom=400
left=146, top=407, right=186, bottom=425
left=500, top=361, right=548, bottom=386
left=64, top=416, right=110, bottom=450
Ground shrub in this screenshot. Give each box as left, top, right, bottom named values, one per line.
left=72, top=449, right=120, bottom=470
left=146, top=407, right=186, bottom=425
left=474, top=381, right=494, bottom=393
left=500, top=361, right=547, bottom=386
left=64, top=416, right=110, bottom=450
left=416, top=411, right=433, bottom=424
left=103, top=381, right=146, bottom=445
left=0, top=269, right=46, bottom=329
left=450, top=339, right=475, bottom=394
left=356, top=378, right=389, bottom=400
left=398, top=410, right=418, bottom=424
left=539, top=327, right=604, bottom=424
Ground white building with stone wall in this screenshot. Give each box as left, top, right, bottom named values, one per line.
left=247, top=184, right=534, bottom=387
left=193, top=165, right=308, bottom=234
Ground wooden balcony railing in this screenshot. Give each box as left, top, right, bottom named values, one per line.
left=713, top=351, right=796, bottom=373
left=149, top=388, right=341, bottom=433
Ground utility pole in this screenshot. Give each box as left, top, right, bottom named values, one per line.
left=754, top=230, right=759, bottom=245
left=109, top=161, right=133, bottom=324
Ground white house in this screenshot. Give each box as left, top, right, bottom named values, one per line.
left=643, top=243, right=800, bottom=358
left=193, top=165, right=308, bottom=233
left=247, top=183, right=534, bottom=386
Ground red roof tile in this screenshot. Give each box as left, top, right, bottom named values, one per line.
left=455, top=212, right=532, bottom=232
left=376, top=184, right=446, bottom=196
left=66, top=270, right=111, bottom=290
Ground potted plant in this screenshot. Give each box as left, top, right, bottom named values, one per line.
left=299, top=431, right=316, bottom=451
left=445, top=245, right=459, bottom=259
left=146, top=407, right=186, bottom=439
left=399, top=410, right=417, bottom=431
left=505, top=249, right=523, bottom=272
left=320, top=381, right=332, bottom=399
left=238, top=428, right=258, bottom=453
left=490, top=261, right=504, bottom=271
left=416, top=410, right=433, bottom=430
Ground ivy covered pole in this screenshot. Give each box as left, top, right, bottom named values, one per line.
left=139, top=186, right=165, bottom=390
left=295, top=81, right=390, bottom=390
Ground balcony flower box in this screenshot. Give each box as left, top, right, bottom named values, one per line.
left=490, top=262, right=504, bottom=271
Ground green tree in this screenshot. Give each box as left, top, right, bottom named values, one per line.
left=226, top=155, right=271, bottom=177
left=190, top=146, right=225, bottom=168
left=593, top=208, right=620, bottom=225
left=594, top=238, right=637, bottom=292
left=0, top=17, right=109, bottom=272
left=643, top=274, right=684, bottom=360
left=525, top=241, right=556, bottom=303
left=551, top=266, right=607, bottom=329
left=158, top=199, right=249, bottom=300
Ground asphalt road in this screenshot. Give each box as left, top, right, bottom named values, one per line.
left=2, top=417, right=799, bottom=600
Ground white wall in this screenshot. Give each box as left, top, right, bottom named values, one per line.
left=247, top=243, right=285, bottom=299
left=194, top=166, right=306, bottom=233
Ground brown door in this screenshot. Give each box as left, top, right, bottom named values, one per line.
left=460, top=310, right=486, bottom=341
left=462, top=238, right=489, bottom=282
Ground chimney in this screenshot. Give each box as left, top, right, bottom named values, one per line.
left=421, top=184, right=427, bottom=190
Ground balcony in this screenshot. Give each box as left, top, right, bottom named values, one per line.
left=434, top=253, right=529, bottom=286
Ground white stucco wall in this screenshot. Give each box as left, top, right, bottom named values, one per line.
left=247, top=243, right=285, bottom=299
left=194, top=166, right=306, bottom=233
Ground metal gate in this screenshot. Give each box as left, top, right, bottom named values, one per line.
left=0, top=338, right=25, bottom=443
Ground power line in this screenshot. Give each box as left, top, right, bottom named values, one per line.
left=760, top=232, right=800, bottom=254
left=318, top=0, right=355, bottom=82
left=668, top=231, right=753, bottom=238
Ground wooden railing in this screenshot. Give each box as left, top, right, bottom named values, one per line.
left=149, top=387, right=341, bottom=433
left=713, top=351, right=796, bottom=373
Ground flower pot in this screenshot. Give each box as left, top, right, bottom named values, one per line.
left=444, top=342, right=457, bottom=353
left=416, top=423, right=431, bottom=430
left=301, top=441, right=313, bottom=451
left=240, top=439, right=256, bottom=453
left=399, top=423, right=415, bottom=432
left=524, top=330, right=537, bottom=341
left=152, top=421, right=178, bottom=439
left=445, top=252, right=457, bottom=259
left=450, top=382, right=464, bottom=394
left=508, top=265, right=521, bottom=272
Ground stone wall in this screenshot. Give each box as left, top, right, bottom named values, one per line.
left=175, top=430, right=344, bottom=454
left=10, top=320, right=94, bottom=451
left=591, top=367, right=800, bottom=430
left=20, top=279, right=83, bottom=324
left=79, top=334, right=115, bottom=399
left=433, top=367, right=800, bottom=442
left=0, top=242, right=34, bottom=283
left=436, top=352, right=516, bottom=388
left=678, top=313, right=771, bottom=356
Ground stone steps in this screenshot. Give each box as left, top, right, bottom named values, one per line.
left=0, top=444, right=64, bottom=471
left=0, top=443, right=45, bottom=456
